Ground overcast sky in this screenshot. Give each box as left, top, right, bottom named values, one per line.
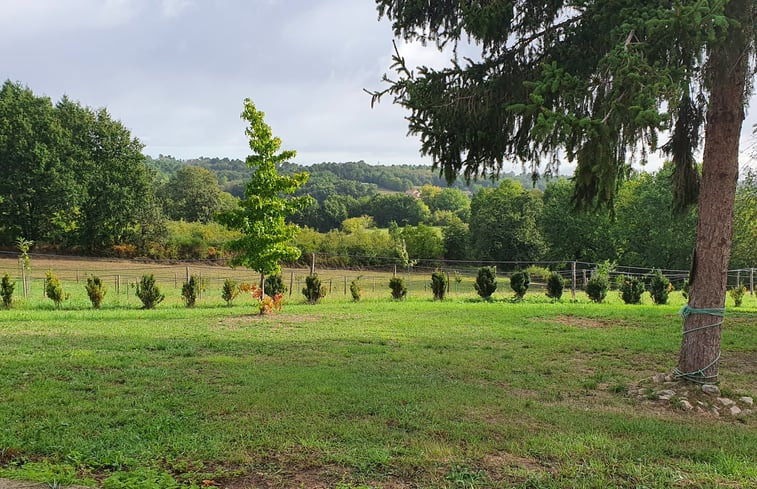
left=2, top=0, right=755, bottom=171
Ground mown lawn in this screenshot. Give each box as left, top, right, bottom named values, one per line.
left=0, top=296, right=755, bottom=488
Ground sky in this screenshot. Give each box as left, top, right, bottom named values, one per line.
left=1, top=0, right=755, bottom=172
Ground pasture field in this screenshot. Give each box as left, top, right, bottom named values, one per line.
left=0, top=259, right=755, bottom=488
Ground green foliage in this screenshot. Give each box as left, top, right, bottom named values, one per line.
left=159, top=165, right=224, bottom=223
left=545, top=272, right=564, bottom=301
left=617, top=275, right=645, bottom=305
left=509, top=271, right=530, bottom=300
left=731, top=168, right=757, bottom=268
left=302, top=274, right=326, bottom=304
left=541, top=179, right=614, bottom=262
left=648, top=269, right=671, bottom=305
left=474, top=266, right=497, bottom=299
left=469, top=180, right=546, bottom=262
left=366, top=193, right=430, bottom=227
left=612, top=166, right=696, bottom=270
left=16, top=237, right=32, bottom=271
left=389, top=276, right=407, bottom=300
left=349, top=279, right=362, bottom=302
left=216, top=99, right=312, bottom=276
left=84, top=275, right=107, bottom=309
left=181, top=275, right=200, bottom=308
left=586, top=261, right=612, bottom=303
left=442, top=216, right=469, bottom=261
left=264, top=273, right=287, bottom=297
left=44, top=270, right=67, bottom=309
left=221, top=278, right=240, bottom=307
left=136, top=274, right=165, bottom=309
left=430, top=270, right=447, bottom=300
left=728, top=284, right=746, bottom=307
left=1, top=273, right=14, bottom=309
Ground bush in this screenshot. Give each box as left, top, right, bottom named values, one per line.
left=545, top=272, right=564, bottom=300
left=264, top=273, right=287, bottom=297
left=586, top=261, right=612, bottom=303
left=389, top=277, right=407, bottom=300
left=474, top=266, right=497, bottom=299
left=729, top=284, right=746, bottom=307
left=1, top=273, right=15, bottom=309
left=648, top=269, right=670, bottom=305
left=182, top=275, right=200, bottom=307
left=45, top=270, right=68, bottom=309
left=431, top=270, right=447, bottom=300
left=222, top=278, right=240, bottom=306
left=136, top=274, right=165, bottom=309
left=510, top=271, right=530, bottom=299
left=85, top=275, right=107, bottom=309
left=617, top=275, right=644, bottom=304
left=586, top=276, right=608, bottom=303
left=302, top=274, right=326, bottom=304
left=349, top=279, right=362, bottom=302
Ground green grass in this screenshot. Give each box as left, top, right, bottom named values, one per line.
left=0, top=296, right=755, bottom=488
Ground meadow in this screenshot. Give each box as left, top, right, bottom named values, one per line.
left=0, top=259, right=755, bottom=488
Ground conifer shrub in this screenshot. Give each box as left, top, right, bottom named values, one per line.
left=45, top=270, right=68, bottom=309
left=648, top=269, right=671, bottom=305
left=431, top=270, right=447, bottom=300
left=264, top=273, right=287, bottom=297
left=545, top=272, right=564, bottom=301
left=389, top=277, right=407, bottom=300
left=1, top=273, right=15, bottom=309
left=729, top=284, right=746, bottom=307
left=586, top=261, right=612, bottom=303
left=85, top=275, right=107, bottom=309
left=510, top=271, right=530, bottom=299
left=474, top=266, right=497, bottom=299
left=617, top=275, right=644, bottom=304
left=182, top=275, right=200, bottom=307
left=302, top=274, right=326, bottom=304
left=137, top=274, right=165, bottom=309
left=222, top=278, right=240, bottom=306
left=349, top=279, right=362, bottom=302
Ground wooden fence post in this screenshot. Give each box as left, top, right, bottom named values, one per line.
left=310, top=254, right=315, bottom=275
left=289, top=271, right=294, bottom=297
left=572, top=261, right=577, bottom=300
left=750, top=268, right=754, bottom=296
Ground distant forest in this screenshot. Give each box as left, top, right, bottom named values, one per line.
left=145, top=155, right=546, bottom=198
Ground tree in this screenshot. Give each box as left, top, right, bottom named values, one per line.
left=731, top=168, right=757, bottom=269
left=160, top=166, right=223, bottom=223
left=373, top=1, right=755, bottom=383
left=366, top=193, right=430, bottom=227
left=612, top=165, right=696, bottom=270
left=541, top=179, right=614, bottom=263
left=217, top=99, right=312, bottom=288
left=469, top=180, right=546, bottom=262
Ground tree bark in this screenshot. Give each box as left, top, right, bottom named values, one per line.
left=678, top=0, right=750, bottom=383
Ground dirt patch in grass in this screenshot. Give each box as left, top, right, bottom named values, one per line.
left=482, top=452, right=558, bottom=483
left=545, top=315, right=639, bottom=329
left=215, top=313, right=324, bottom=328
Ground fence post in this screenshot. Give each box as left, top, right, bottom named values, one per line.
left=571, top=261, right=576, bottom=300
left=750, top=268, right=754, bottom=296
left=310, top=254, right=315, bottom=275
left=185, top=266, right=189, bottom=283
left=21, top=267, right=27, bottom=298
left=393, top=265, right=397, bottom=277
left=343, top=276, right=347, bottom=295
left=174, top=273, right=177, bottom=289
left=582, top=269, right=588, bottom=288
left=76, top=270, right=79, bottom=283
left=329, top=279, right=332, bottom=294
left=446, top=271, right=450, bottom=294
left=289, top=271, right=294, bottom=297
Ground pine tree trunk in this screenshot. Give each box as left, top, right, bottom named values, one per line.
left=678, top=0, right=750, bottom=383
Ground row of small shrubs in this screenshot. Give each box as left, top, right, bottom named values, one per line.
left=472, top=266, right=564, bottom=301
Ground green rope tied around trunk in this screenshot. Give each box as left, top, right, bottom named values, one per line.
left=672, top=305, right=725, bottom=384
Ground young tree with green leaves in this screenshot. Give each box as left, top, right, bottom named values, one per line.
left=217, top=99, right=312, bottom=292
left=372, top=1, right=755, bottom=383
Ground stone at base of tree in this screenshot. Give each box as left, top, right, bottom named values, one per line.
left=679, top=400, right=694, bottom=411
left=739, top=396, right=754, bottom=406
left=729, top=405, right=742, bottom=416
left=657, top=389, right=675, bottom=400
left=718, top=397, right=735, bottom=407
left=701, top=384, right=720, bottom=396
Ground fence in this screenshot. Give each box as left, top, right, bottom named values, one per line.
left=0, top=250, right=754, bottom=301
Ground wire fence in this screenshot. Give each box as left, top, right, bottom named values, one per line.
left=0, top=250, right=755, bottom=300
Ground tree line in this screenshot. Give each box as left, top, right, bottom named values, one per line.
left=1, top=80, right=754, bottom=271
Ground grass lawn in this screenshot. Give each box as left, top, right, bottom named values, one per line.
left=0, top=291, right=755, bottom=488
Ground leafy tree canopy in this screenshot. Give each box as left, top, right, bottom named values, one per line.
left=217, top=99, right=312, bottom=276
